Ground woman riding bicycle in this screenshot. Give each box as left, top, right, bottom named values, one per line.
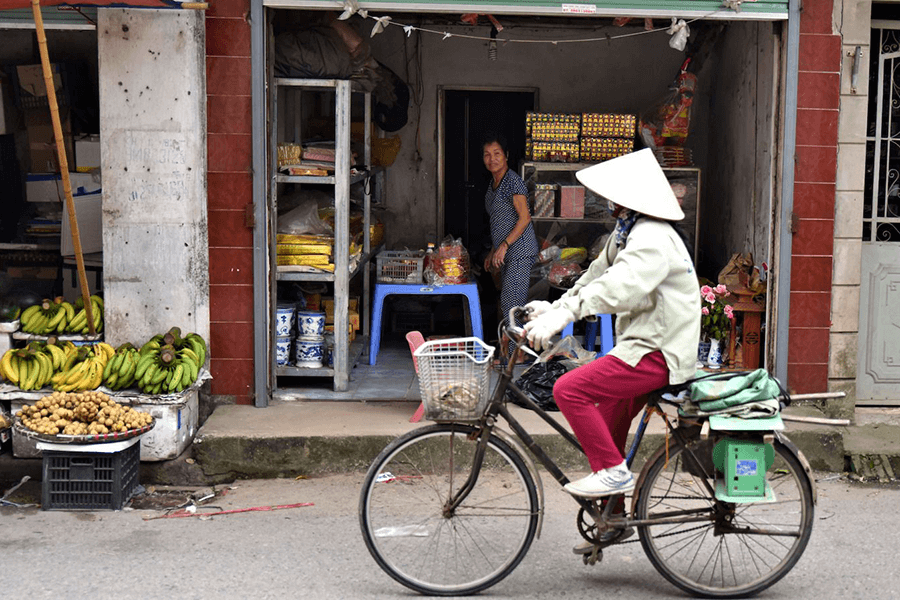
left=524, top=148, right=701, bottom=499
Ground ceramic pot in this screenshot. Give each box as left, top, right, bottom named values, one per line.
left=296, top=311, right=326, bottom=337
left=275, top=304, right=296, bottom=336
left=697, top=341, right=711, bottom=364
left=294, top=335, right=324, bottom=368
left=707, top=338, right=724, bottom=368
left=275, top=335, right=292, bottom=366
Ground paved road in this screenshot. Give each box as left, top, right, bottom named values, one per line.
left=1, top=473, right=897, bottom=600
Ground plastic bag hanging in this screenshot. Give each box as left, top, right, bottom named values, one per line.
left=667, top=18, right=690, bottom=52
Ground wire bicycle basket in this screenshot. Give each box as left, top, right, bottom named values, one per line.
left=413, top=337, right=495, bottom=422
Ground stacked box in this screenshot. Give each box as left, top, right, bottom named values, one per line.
left=526, top=112, right=582, bottom=162
left=581, top=137, right=634, bottom=162
left=559, top=186, right=586, bottom=219
left=580, top=113, right=636, bottom=162
left=276, top=233, right=334, bottom=272
left=534, top=184, right=558, bottom=217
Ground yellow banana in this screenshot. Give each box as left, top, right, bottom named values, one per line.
left=46, top=308, right=66, bottom=332
left=20, top=304, right=41, bottom=325
left=1, top=350, right=18, bottom=384
left=46, top=344, right=66, bottom=370
left=22, top=357, right=39, bottom=391
left=35, top=352, right=51, bottom=388
left=169, top=363, right=185, bottom=392
left=17, top=358, right=29, bottom=390
left=97, top=342, right=115, bottom=360
left=64, top=361, right=90, bottom=385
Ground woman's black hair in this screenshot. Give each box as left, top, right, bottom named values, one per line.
left=482, top=131, right=509, bottom=154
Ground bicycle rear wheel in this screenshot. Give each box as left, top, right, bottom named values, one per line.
left=635, top=437, right=814, bottom=598
left=359, top=424, right=539, bottom=596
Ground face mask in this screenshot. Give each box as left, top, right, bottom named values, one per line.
left=606, top=199, right=617, bottom=216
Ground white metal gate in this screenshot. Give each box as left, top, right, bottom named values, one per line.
left=858, top=26, right=900, bottom=403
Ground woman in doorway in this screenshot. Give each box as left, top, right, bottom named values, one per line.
left=482, top=132, right=539, bottom=358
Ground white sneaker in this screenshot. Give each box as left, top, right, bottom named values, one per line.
left=564, top=463, right=636, bottom=498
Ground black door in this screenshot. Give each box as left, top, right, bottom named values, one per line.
left=443, top=89, right=535, bottom=337
left=443, top=90, right=535, bottom=258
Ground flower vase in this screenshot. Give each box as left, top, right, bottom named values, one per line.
left=706, top=338, right=724, bottom=368
left=697, top=341, right=711, bottom=364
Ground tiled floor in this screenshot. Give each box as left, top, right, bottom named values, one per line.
left=273, top=338, right=421, bottom=402
left=271, top=337, right=531, bottom=403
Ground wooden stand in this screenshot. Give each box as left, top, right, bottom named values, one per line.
left=727, top=288, right=765, bottom=370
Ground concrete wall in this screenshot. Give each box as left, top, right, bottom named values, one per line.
left=98, top=8, right=209, bottom=346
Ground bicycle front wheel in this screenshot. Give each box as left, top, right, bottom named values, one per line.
left=635, top=437, right=814, bottom=598
left=359, top=424, right=539, bottom=596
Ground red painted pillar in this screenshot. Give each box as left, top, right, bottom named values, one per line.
left=788, top=0, right=840, bottom=393
left=206, top=0, right=255, bottom=404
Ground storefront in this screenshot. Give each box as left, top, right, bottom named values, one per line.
left=251, top=0, right=800, bottom=405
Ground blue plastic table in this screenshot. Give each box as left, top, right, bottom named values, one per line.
left=369, top=282, right=483, bottom=365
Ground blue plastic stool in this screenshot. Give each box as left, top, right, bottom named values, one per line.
left=561, top=314, right=614, bottom=356
left=369, top=283, right=483, bottom=365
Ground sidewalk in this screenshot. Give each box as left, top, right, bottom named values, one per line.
left=3, top=340, right=899, bottom=488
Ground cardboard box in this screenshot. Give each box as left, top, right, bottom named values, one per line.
left=16, top=64, right=64, bottom=107
left=349, top=309, right=360, bottom=332
left=559, top=185, right=585, bottom=219
left=25, top=108, right=73, bottom=173
left=6, top=267, right=57, bottom=280
left=26, top=172, right=102, bottom=203
left=75, top=134, right=100, bottom=172
left=60, top=191, right=103, bottom=256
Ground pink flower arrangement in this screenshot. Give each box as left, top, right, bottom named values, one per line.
left=700, top=283, right=734, bottom=341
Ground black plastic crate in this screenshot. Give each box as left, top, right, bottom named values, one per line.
left=41, top=441, right=140, bottom=510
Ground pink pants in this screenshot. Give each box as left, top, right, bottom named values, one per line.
left=553, top=351, right=670, bottom=472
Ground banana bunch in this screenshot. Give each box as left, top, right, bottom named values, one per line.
left=135, top=329, right=207, bottom=395
left=102, top=343, right=142, bottom=391
left=49, top=342, right=114, bottom=393
left=19, top=297, right=76, bottom=336
left=0, top=342, right=55, bottom=391
left=65, top=295, right=105, bottom=335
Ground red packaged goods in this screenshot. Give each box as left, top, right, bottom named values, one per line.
left=559, top=186, right=585, bottom=219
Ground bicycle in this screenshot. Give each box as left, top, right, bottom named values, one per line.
left=358, top=308, right=817, bottom=598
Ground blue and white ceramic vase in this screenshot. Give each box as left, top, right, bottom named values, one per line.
left=294, top=335, right=324, bottom=368
left=296, top=311, right=326, bottom=337
left=275, top=304, right=296, bottom=336
left=706, top=338, right=724, bottom=368
left=275, top=336, right=292, bottom=366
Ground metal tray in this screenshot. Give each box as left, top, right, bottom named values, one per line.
left=13, top=418, right=155, bottom=445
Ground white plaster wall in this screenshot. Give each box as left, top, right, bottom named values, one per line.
left=97, top=8, right=209, bottom=346
left=831, top=0, right=871, bottom=396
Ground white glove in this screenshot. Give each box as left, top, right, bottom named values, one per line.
left=523, top=300, right=552, bottom=322
left=523, top=307, right=575, bottom=351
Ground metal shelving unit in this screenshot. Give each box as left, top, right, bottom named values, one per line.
left=520, top=161, right=701, bottom=257
left=269, top=78, right=375, bottom=392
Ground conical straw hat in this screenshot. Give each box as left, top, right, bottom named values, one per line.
left=575, top=148, right=684, bottom=221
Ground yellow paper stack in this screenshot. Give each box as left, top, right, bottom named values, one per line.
left=276, top=234, right=335, bottom=272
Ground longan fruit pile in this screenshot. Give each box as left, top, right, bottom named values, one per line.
left=17, top=390, right=153, bottom=436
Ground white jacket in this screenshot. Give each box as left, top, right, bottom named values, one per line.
left=551, top=218, right=701, bottom=384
